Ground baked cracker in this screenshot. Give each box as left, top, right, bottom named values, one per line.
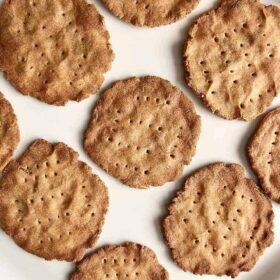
left=84, top=76, right=201, bottom=189
left=248, top=107, right=280, bottom=203
left=0, top=92, right=20, bottom=171
left=102, top=0, right=200, bottom=27
left=70, top=242, right=169, bottom=280
left=0, top=0, right=114, bottom=105
left=163, top=163, right=274, bottom=277
left=0, top=139, right=109, bottom=262
left=184, top=0, right=280, bottom=120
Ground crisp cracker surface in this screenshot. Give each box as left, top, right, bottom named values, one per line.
left=84, top=76, right=201, bottom=189
left=0, top=139, right=109, bottom=262
left=184, top=0, right=280, bottom=121
left=70, top=242, right=169, bottom=280
left=0, top=0, right=114, bottom=105
left=0, top=92, right=20, bottom=171
left=248, top=108, right=280, bottom=203
left=163, top=163, right=274, bottom=278
left=102, top=0, right=199, bottom=27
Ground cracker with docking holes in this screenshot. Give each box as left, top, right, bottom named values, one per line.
left=70, top=242, right=169, bottom=280
left=0, top=0, right=114, bottom=105
left=101, top=0, right=200, bottom=27
left=84, top=76, right=201, bottom=189
left=184, top=0, right=280, bottom=120
left=0, top=92, right=20, bottom=171
left=248, top=107, right=280, bottom=203
left=163, top=163, right=274, bottom=277
left=0, top=139, right=109, bottom=261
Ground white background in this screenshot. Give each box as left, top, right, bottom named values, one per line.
left=0, top=0, right=280, bottom=279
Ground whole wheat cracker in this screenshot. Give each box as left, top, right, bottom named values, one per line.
left=0, top=92, right=20, bottom=171
left=70, top=242, right=169, bottom=280
left=84, top=76, right=201, bottom=189
left=184, top=0, right=280, bottom=121
left=101, top=0, right=200, bottom=27
left=0, top=139, right=109, bottom=262
left=248, top=107, right=280, bottom=203
left=163, top=163, right=274, bottom=278
left=0, top=0, right=114, bottom=105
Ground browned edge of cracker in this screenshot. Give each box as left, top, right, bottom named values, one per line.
left=0, top=92, right=20, bottom=171
left=247, top=107, right=280, bottom=203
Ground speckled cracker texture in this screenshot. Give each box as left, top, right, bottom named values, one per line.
left=0, top=0, right=114, bottom=105
left=84, top=76, right=201, bottom=189
left=248, top=107, right=280, bottom=203
left=184, top=0, right=280, bottom=120
left=0, top=92, right=20, bottom=171
left=163, top=163, right=274, bottom=278
left=0, top=139, right=109, bottom=262
left=70, top=242, right=169, bottom=280
left=102, top=0, right=200, bottom=27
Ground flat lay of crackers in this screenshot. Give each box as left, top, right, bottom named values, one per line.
left=1, top=0, right=280, bottom=280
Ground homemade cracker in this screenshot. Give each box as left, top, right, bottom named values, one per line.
left=163, top=163, right=274, bottom=277
left=102, top=0, right=200, bottom=27
left=70, top=242, right=169, bottom=280
left=0, top=0, right=114, bottom=105
left=0, top=139, right=109, bottom=261
left=184, top=0, right=280, bottom=120
left=84, top=76, right=201, bottom=189
left=248, top=108, right=280, bottom=203
left=0, top=92, right=20, bottom=171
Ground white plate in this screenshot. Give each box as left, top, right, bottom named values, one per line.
left=0, top=0, right=280, bottom=279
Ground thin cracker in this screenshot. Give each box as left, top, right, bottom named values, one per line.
left=184, top=0, right=280, bottom=120
left=163, top=163, right=274, bottom=277
left=0, top=92, right=20, bottom=171
left=84, top=76, right=201, bottom=189
left=0, top=0, right=114, bottom=105
left=248, top=107, right=280, bottom=202
left=70, top=242, right=169, bottom=280
left=102, top=0, right=200, bottom=27
left=0, top=139, right=109, bottom=261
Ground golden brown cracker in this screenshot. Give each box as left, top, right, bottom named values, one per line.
left=84, top=76, right=201, bottom=189
left=184, top=0, right=280, bottom=120
left=0, top=92, right=20, bottom=171
left=70, top=242, right=169, bottom=280
left=0, top=139, right=109, bottom=262
left=163, top=163, right=274, bottom=277
left=0, top=0, right=114, bottom=105
left=248, top=107, right=280, bottom=203
left=102, top=0, right=200, bottom=27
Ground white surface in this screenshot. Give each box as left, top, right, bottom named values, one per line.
left=0, top=0, right=280, bottom=279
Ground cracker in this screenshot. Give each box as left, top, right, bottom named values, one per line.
left=101, top=0, right=200, bottom=27
left=84, top=76, right=201, bottom=189
left=0, top=139, right=109, bottom=262
left=163, top=163, right=274, bottom=277
left=70, top=242, right=169, bottom=280
left=0, top=0, right=114, bottom=105
left=0, top=92, right=20, bottom=171
left=248, top=108, right=280, bottom=202
left=184, top=0, right=280, bottom=121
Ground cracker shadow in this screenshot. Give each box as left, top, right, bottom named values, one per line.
left=253, top=251, right=280, bottom=280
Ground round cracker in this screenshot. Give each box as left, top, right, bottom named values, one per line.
left=0, top=139, right=109, bottom=262
left=84, top=76, right=201, bottom=189
left=163, top=163, right=274, bottom=277
left=248, top=108, right=280, bottom=203
left=101, top=0, right=200, bottom=27
left=0, top=92, right=20, bottom=171
left=70, top=242, right=169, bottom=280
left=184, top=0, right=280, bottom=121
left=0, top=0, right=114, bottom=105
